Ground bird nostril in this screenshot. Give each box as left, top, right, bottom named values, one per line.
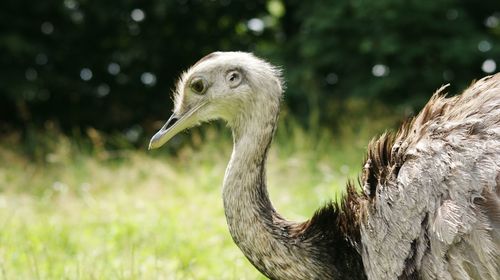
left=165, top=117, right=178, bottom=130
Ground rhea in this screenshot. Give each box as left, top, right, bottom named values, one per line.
left=149, top=52, right=500, bottom=279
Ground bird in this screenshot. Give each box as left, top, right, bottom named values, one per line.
left=149, top=52, right=500, bottom=280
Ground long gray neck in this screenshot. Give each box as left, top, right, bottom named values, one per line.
left=222, top=109, right=339, bottom=279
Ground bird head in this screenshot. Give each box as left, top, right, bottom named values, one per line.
left=149, top=52, right=283, bottom=149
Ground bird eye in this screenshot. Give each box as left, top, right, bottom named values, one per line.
left=229, top=73, right=239, bottom=82
left=226, top=70, right=242, bottom=88
left=190, top=78, right=206, bottom=94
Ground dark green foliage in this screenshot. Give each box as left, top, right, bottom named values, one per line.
left=1, top=0, right=498, bottom=137
left=276, top=0, right=500, bottom=122
left=0, top=0, right=270, bottom=133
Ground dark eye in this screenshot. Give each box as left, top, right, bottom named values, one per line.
left=226, top=70, right=242, bottom=88
left=229, top=72, right=239, bottom=82
left=190, top=78, right=206, bottom=94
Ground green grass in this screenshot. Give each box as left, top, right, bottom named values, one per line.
left=0, top=111, right=398, bottom=279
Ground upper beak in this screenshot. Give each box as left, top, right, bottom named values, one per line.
left=148, top=114, right=179, bottom=150
left=148, top=102, right=207, bottom=150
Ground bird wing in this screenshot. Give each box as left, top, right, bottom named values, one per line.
left=360, top=73, right=500, bottom=280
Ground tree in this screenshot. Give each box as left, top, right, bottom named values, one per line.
left=274, top=0, right=500, bottom=122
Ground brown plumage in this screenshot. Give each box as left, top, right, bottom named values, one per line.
left=149, top=52, right=500, bottom=279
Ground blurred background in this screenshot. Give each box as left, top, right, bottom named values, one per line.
left=2, top=0, right=499, bottom=147
left=0, top=0, right=499, bottom=279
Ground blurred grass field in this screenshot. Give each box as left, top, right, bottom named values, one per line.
left=0, top=105, right=400, bottom=280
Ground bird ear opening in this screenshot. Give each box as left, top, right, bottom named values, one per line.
left=226, top=69, right=243, bottom=88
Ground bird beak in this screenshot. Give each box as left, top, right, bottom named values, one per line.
left=148, top=102, right=207, bottom=150
left=149, top=114, right=179, bottom=150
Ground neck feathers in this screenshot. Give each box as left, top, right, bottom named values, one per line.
left=222, top=100, right=366, bottom=279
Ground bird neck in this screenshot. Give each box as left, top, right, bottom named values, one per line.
left=222, top=108, right=344, bottom=279
left=223, top=110, right=279, bottom=245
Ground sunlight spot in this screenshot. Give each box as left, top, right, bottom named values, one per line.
left=481, top=59, right=496, bottom=73
left=64, top=0, right=78, bottom=10
left=41, top=21, right=54, bottom=35
left=141, top=72, right=156, bottom=86
left=446, top=9, right=458, bottom=20
left=25, top=68, right=38, bottom=81
left=478, top=40, right=492, bottom=52
left=131, top=9, right=146, bottom=22
left=80, top=68, right=93, bottom=81
left=372, top=64, right=389, bottom=77
left=71, top=11, right=84, bottom=23
left=247, top=18, right=264, bottom=34
left=107, top=62, right=121, bottom=75
left=325, top=73, right=338, bottom=85
left=485, top=15, right=499, bottom=28
left=267, top=0, right=285, bottom=18
left=97, top=83, right=110, bottom=97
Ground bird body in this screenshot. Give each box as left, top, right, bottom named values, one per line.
left=361, top=80, right=500, bottom=279
left=149, top=52, right=499, bottom=279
